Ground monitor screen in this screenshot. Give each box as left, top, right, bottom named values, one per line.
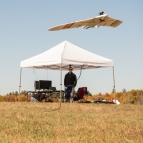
left=39, top=80, right=52, bottom=89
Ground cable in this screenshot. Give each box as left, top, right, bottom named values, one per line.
left=33, top=69, right=38, bottom=80
left=45, top=87, right=66, bottom=112
left=47, top=67, right=48, bottom=80
left=45, top=65, right=83, bottom=112
left=45, top=94, right=62, bottom=112
left=76, top=65, right=83, bottom=81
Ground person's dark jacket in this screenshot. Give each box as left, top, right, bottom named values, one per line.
left=32, top=93, right=46, bottom=102
left=64, top=72, right=77, bottom=87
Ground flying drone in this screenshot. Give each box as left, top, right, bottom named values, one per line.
left=48, top=11, right=122, bottom=31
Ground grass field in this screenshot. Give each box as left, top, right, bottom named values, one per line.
left=0, top=102, right=143, bottom=143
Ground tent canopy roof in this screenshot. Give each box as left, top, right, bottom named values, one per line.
left=20, top=41, right=113, bottom=70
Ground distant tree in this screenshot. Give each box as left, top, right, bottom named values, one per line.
left=104, top=93, right=110, bottom=101
left=19, top=94, right=27, bottom=102
left=122, top=88, right=126, bottom=93
left=112, top=88, right=116, bottom=93
left=99, top=92, right=102, bottom=96
left=15, top=91, right=18, bottom=96
left=20, top=90, right=27, bottom=95
left=122, top=92, right=130, bottom=104
left=87, top=91, right=92, bottom=96
left=93, top=94, right=100, bottom=100
left=0, top=95, right=4, bottom=102
left=135, top=93, right=143, bottom=105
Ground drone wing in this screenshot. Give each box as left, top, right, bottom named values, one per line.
left=48, top=14, right=122, bottom=31
left=96, top=17, right=122, bottom=28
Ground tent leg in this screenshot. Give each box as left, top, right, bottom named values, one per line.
left=60, top=63, right=62, bottom=102
left=19, top=67, right=22, bottom=102
left=112, top=66, right=116, bottom=101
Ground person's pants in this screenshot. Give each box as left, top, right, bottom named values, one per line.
left=65, top=86, right=74, bottom=102
left=31, top=97, right=38, bottom=102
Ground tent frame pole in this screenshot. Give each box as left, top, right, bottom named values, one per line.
left=112, top=66, right=116, bottom=100
left=19, top=67, right=22, bottom=102
left=60, top=62, right=62, bottom=102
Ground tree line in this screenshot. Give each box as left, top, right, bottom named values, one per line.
left=0, top=89, right=143, bottom=104
left=93, top=89, right=143, bottom=105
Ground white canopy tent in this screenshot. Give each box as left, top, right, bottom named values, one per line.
left=20, top=41, right=116, bottom=99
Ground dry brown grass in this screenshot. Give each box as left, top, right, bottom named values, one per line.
left=0, top=102, right=143, bottom=143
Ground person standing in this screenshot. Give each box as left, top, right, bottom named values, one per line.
left=64, top=66, right=77, bottom=102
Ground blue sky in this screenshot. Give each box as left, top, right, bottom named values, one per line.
left=0, top=0, right=143, bottom=95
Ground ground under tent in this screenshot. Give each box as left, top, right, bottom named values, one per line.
left=19, top=40, right=116, bottom=101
